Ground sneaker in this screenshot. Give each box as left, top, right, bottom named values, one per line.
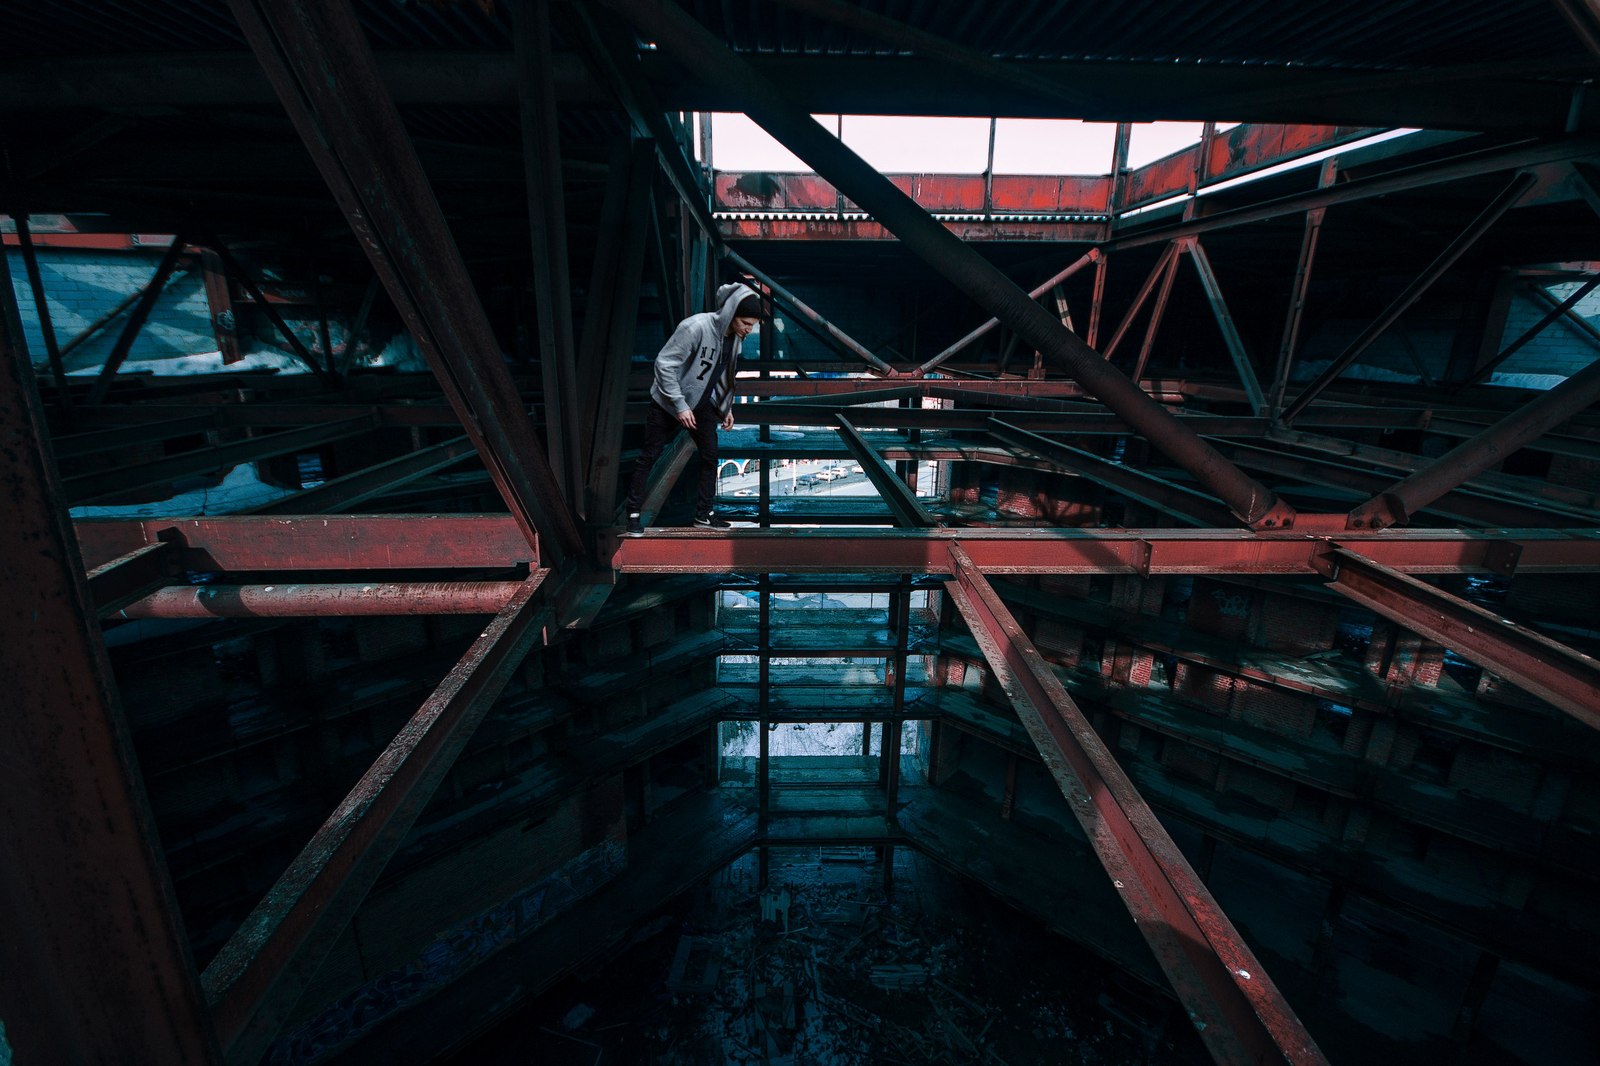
left=693, top=512, right=732, bottom=529
left=625, top=513, right=645, bottom=535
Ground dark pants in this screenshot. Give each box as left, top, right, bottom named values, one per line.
left=624, top=399, right=719, bottom=516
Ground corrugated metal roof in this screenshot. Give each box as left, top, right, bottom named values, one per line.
left=687, top=0, right=1570, bottom=68
left=0, top=0, right=1580, bottom=71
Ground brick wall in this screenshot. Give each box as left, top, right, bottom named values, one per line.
left=6, top=247, right=216, bottom=370
left=1496, top=281, right=1600, bottom=378
left=1248, top=594, right=1339, bottom=654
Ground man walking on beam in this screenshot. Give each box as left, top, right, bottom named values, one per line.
left=624, top=282, right=763, bottom=534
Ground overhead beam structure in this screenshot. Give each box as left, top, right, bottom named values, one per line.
left=944, top=543, right=1327, bottom=1065
left=226, top=0, right=583, bottom=565
left=604, top=0, right=1294, bottom=531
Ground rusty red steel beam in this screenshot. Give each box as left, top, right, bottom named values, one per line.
left=73, top=515, right=1600, bottom=578
left=116, top=580, right=523, bottom=618
left=201, top=568, right=554, bottom=1063
left=74, top=514, right=537, bottom=573
left=1315, top=548, right=1600, bottom=728
left=610, top=526, right=1600, bottom=575
left=1108, top=136, right=1600, bottom=253
left=716, top=216, right=1107, bottom=242
left=605, top=0, right=1290, bottom=530
left=0, top=248, right=218, bottom=1063
left=943, top=542, right=1326, bottom=1065
left=1348, top=337, right=1600, bottom=529
left=226, top=0, right=583, bottom=565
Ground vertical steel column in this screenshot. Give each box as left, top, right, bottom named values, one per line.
left=983, top=117, right=997, bottom=215
left=1347, top=346, right=1600, bottom=529
left=517, top=0, right=583, bottom=510
left=1269, top=160, right=1335, bottom=417
left=12, top=214, right=73, bottom=418
left=0, top=250, right=218, bottom=1064
left=943, top=543, right=1325, bottom=1065
left=85, top=236, right=188, bottom=405
left=227, top=0, right=583, bottom=565
left=1283, top=172, right=1535, bottom=423
left=758, top=575, right=771, bottom=831
left=607, top=0, right=1290, bottom=528
left=585, top=140, right=656, bottom=520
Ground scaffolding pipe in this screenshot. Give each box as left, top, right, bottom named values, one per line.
left=117, top=581, right=523, bottom=618
left=608, top=0, right=1290, bottom=528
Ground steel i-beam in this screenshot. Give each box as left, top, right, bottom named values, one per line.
left=604, top=0, right=1291, bottom=530
left=944, top=543, right=1326, bottom=1065
left=1315, top=548, right=1600, bottom=727
left=0, top=247, right=217, bottom=1063
left=201, top=569, right=554, bottom=1063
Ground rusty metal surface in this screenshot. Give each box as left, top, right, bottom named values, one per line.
left=609, top=525, right=1600, bottom=575
left=72, top=515, right=1600, bottom=578
left=201, top=568, right=554, bottom=1063
left=943, top=542, right=1327, bottom=1065
left=1316, top=549, right=1600, bottom=727
left=116, top=580, right=524, bottom=618
left=74, top=514, right=537, bottom=572
left=0, top=243, right=218, bottom=1063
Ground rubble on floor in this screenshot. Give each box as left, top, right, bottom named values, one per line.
left=459, top=848, right=1206, bottom=1065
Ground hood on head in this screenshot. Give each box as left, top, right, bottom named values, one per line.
left=713, top=281, right=760, bottom=339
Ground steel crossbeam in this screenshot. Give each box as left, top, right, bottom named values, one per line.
left=73, top=516, right=1600, bottom=577
left=944, top=542, right=1326, bottom=1065
left=1315, top=549, right=1600, bottom=727
left=201, top=569, right=554, bottom=1063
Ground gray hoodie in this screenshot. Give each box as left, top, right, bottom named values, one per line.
left=650, top=282, right=758, bottom=416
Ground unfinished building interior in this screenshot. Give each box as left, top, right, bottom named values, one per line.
left=6, top=1, right=1600, bottom=1063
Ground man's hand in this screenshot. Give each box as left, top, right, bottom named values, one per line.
left=676, top=409, right=697, bottom=430
left=721, top=411, right=735, bottom=431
